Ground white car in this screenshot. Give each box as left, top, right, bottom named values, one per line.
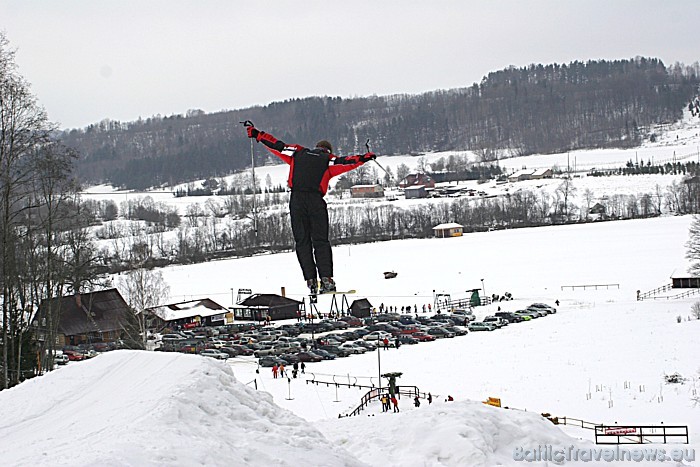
left=55, top=354, right=69, bottom=365
left=339, top=343, right=367, bottom=354
left=362, top=331, right=392, bottom=342
left=483, top=316, right=508, bottom=328
left=200, top=349, right=229, bottom=360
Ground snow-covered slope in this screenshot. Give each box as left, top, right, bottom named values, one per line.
left=0, top=350, right=596, bottom=467
left=0, top=351, right=362, bottom=466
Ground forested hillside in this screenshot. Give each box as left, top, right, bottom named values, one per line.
left=62, top=57, right=700, bottom=189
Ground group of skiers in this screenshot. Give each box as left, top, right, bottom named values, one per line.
left=271, top=361, right=306, bottom=379
left=379, top=392, right=435, bottom=412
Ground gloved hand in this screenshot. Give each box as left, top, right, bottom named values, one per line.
left=246, top=126, right=260, bottom=140
left=360, top=152, right=376, bottom=162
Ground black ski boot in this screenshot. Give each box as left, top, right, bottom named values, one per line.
left=320, top=277, right=336, bottom=294
left=307, top=279, right=318, bottom=295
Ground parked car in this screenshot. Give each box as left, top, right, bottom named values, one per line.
left=258, top=356, right=289, bottom=367
left=318, top=345, right=351, bottom=357
left=296, top=351, right=323, bottom=363
left=483, top=316, right=508, bottom=328
left=63, top=350, right=86, bottom=361
left=339, top=342, right=367, bottom=354
left=161, top=333, right=187, bottom=342
left=200, top=349, right=229, bottom=360
left=254, top=345, right=286, bottom=358
left=528, top=303, right=557, bottom=314
left=468, top=322, right=496, bottom=331
left=340, top=331, right=361, bottom=340
left=397, top=335, right=419, bottom=345
left=398, top=315, right=418, bottom=325
left=427, top=327, right=455, bottom=338
left=278, top=353, right=301, bottom=364
left=495, top=312, right=524, bottom=323
left=226, top=344, right=254, bottom=356
left=54, top=354, right=69, bottom=365
left=443, top=325, right=468, bottom=336
left=399, top=326, right=421, bottom=335
left=310, top=348, right=337, bottom=360
left=375, top=313, right=401, bottom=322
left=338, top=316, right=363, bottom=326
left=412, top=332, right=436, bottom=342
left=515, top=309, right=539, bottom=319
left=447, top=314, right=474, bottom=325
left=354, top=340, right=377, bottom=351
left=323, top=320, right=348, bottom=330
left=363, top=331, right=392, bottom=341
left=218, top=347, right=241, bottom=357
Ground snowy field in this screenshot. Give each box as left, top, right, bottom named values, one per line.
left=0, top=214, right=698, bottom=466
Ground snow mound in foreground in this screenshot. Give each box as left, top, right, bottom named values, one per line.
left=317, top=399, right=591, bottom=466
left=0, top=350, right=363, bottom=466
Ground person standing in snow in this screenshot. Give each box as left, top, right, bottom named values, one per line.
left=380, top=394, right=388, bottom=412
left=414, top=396, right=421, bottom=408
left=391, top=395, right=399, bottom=412
left=383, top=337, right=389, bottom=350
left=246, top=124, right=376, bottom=294
left=279, top=363, right=285, bottom=378
left=300, top=362, right=306, bottom=374
left=427, top=392, right=433, bottom=404
left=272, top=364, right=278, bottom=379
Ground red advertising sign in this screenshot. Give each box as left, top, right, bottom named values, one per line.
left=603, top=427, right=637, bottom=435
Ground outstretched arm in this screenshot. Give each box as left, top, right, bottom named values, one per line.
left=246, top=126, right=302, bottom=165
left=328, top=152, right=376, bottom=177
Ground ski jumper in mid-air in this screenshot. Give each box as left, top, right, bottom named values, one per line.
left=246, top=125, right=376, bottom=294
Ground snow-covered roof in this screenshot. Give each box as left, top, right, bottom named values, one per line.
left=531, top=168, right=552, bottom=176
left=149, top=299, right=227, bottom=321
left=433, top=223, right=463, bottom=230
left=509, top=169, right=533, bottom=178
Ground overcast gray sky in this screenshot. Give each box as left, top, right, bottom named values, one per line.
left=2, top=0, right=698, bottom=130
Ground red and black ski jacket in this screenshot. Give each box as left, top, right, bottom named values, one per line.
left=255, top=131, right=366, bottom=195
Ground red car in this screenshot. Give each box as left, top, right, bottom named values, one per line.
left=63, top=350, right=85, bottom=361
left=400, top=326, right=421, bottom=335
left=412, top=332, right=436, bottom=342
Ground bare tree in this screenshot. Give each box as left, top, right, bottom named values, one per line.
left=690, top=301, right=700, bottom=320
left=117, top=242, right=170, bottom=347
left=582, top=188, right=595, bottom=220
left=555, top=178, right=577, bottom=221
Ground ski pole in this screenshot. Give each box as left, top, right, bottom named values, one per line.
left=365, top=138, right=393, bottom=182
left=240, top=120, right=258, bottom=237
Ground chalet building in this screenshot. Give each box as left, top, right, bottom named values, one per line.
left=404, top=185, right=428, bottom=199
left=233, top=293, right=303, bottom=321
left=34, top=288, right=136, bottom=348
left=433, top=223, right=464, bottom=238
left=508, top=169, right=533, bottom=182
left=349, top=298, right=373, bottom=318
left=400, top=173, right=435, bottom=188
left=146, top=298, right=232, bottom=330
left=531, top=168, right=553, bottom=179
left=351, top=184, right=384, bottom=198
left=671, top=268, right=700, bottom=288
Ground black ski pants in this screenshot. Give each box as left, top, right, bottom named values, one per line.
left=289, top=191, right=333, bottom=281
